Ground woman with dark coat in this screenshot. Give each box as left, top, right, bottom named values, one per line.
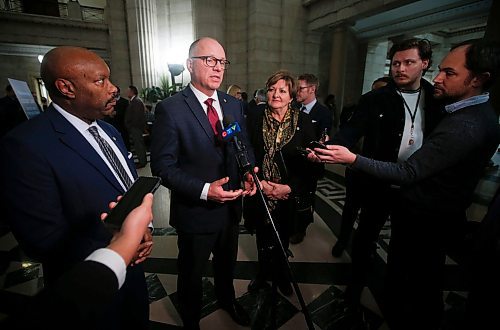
left=244, top=70, right=321, bottom=296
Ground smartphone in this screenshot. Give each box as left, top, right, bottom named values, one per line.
left=104, top=176, right=162, bottom=231
left=296, top=147, right=311, bottom=156
left=309, top=141, right=327, bottom=149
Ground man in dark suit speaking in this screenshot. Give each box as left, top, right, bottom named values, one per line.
left=151, top=37, right=256, bottom=330
left=0, top=46, right=151, bottom=329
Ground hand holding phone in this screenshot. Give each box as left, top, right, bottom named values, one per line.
left=104, top=176, right=161, bottom=231
left=296, top=147, right=311, bottom=157
left=309, top=141, right=327, bottom=149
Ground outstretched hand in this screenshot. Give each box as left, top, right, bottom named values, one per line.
left=307, top=145, right=357, bottom=165
left=207, top=176, right=243, bottom=203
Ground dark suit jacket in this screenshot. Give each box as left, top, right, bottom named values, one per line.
left=113, top=96, right=130, bottom=134
left=246, top=106, right=321, bottom=195
left=125, top=96, right=146, bottom=131
left=308, top=100, right=333, bottom=139
left=352, top=101, right=500, bottom=217
left=5, top=260, right=119, bottom=329
left=331, top=79, right=445, bottom=201
left=150, top=86, right=254, bottom=233
left=0, top=105, right=137, bottom=283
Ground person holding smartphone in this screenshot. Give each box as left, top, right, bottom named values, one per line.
left=5, top=194, right=154, bottom=329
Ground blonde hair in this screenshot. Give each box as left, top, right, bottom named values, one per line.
left=227, top=84, right=241, bottom=97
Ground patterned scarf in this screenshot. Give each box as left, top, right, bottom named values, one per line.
left=262, top=105, right=299, bottom=210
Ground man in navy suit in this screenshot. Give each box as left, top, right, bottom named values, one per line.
left=0, top=46, right=151, bottom=329
left=296, top=73, right=333, bottom=140
left=151, top=37, right=256, bottom=329
left=290, top=73, right=331, bottom=244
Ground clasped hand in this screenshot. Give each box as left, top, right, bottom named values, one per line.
left=261, top=180, right=291, bottom=200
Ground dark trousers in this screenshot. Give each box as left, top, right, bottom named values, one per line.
left=255, top=200, right=292, bottom=283
left=104, top=264, right=149, bottom=330
left=335, top=169, right=363, bottom=246
left=345, top=186, right=394, bottom=304
left=176, top=221, right=239, bottom=329
left=385, top=204, right=466, bottom=330
left=42, top=261, right=149, bottom=330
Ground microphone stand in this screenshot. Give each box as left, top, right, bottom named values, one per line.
left=234, top=137, right=315, bottom=330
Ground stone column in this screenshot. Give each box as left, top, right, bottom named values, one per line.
left=362, top=40, right=389, bottom=93
left=125, top=0, right=159, bottom=90
left=328, top=25, right=349, bottom=125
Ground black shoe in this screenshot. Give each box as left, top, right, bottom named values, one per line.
left=248, top=277, right=269, bottom=292
left=331, top=241, right=345, bottom=257
left=278, top=280, right=293, bottom=296
left=290, top=232, right=305, bottom=244
left=220, top=300, right=251, bottom=326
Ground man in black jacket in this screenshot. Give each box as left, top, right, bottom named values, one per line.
left=314, top=39, right=500, bottom=330
left=330, top=38, right=445, bottom=310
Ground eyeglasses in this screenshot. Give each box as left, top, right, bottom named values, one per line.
left=190, top=56, right=230, bottom=69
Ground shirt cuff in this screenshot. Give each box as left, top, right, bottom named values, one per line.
left=85, top=248, right=127, bottom=289
left=200, top=183, right=210, bottom=201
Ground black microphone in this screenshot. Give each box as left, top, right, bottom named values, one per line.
left=222, top=116, right=252, bottom=173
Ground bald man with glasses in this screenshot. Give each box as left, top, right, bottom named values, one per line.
left=151, top=37, right=256, bottom=330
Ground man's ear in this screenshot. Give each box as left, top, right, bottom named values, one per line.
left=471, top=72, right=491, bottom=89
left=186, top=58, right=194, bottom=74
left=422, top=59, right=430, bottom=71
left=55, top=79, right=76, bottom=99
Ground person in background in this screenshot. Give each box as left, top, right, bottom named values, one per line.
left=125, top=85, right=147, bottom=168
left=296, top=73, right=333, bottom=140
left=244, top=70, right=321, bottom=295
left=0, top=84, right=26, bottom=138
left=227, top=84, right=243, bottom=100
left=151, top=37, right=256, bottom=330
left=331, top=76, right=393, bottom=258
left=311, top=39, right=500, bottom=330
left=289, top=73, right=331, bottom=244
left=371, top=76, right=391, bottom=90
left=112, top=87, right=131, bottom=150
left=248, top=88, right=267, bottom=115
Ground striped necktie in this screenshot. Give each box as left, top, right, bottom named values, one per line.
left=88, top=126, right=133, bottom=189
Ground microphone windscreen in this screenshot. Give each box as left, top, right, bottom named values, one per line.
left=223, top=114, right=235, bottom=127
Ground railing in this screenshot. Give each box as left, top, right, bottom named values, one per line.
left=0, top=0, right=104, bottom=23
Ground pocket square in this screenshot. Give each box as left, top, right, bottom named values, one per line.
left=127, top=152, right=133, bottom=159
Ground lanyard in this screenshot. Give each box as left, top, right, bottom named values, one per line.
left=398, top=88, right=421, bottom=145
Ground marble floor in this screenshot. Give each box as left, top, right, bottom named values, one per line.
left=0, top=149, right=499, bottom=329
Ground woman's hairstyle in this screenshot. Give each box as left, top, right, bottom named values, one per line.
left=226, top=84, right=241, bottom=97
left=265, top=70, right=297, bottom=99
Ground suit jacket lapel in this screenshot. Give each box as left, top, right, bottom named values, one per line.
left=47, top=107, right=126, bottom=192
left=183, top=87, right=224, bottom=160
left=98, top=121, right=138, bottom=179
